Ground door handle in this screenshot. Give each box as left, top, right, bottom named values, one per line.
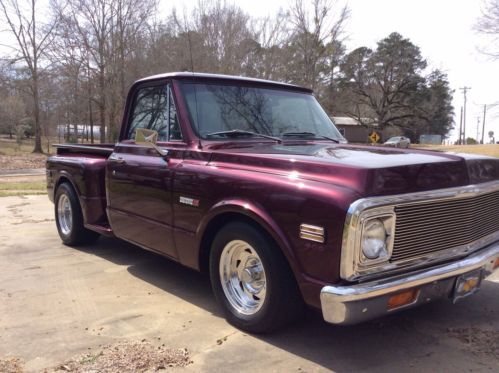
left=109, top=154, right=126, bottom=164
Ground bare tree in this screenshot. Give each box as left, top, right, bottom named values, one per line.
left=0, top=0, right=58, bottom=152
left=475, top=0, right=499, bottom=59
left=287, top=0, right=349, bottom=89
left=52, top=0, right=157, bottom=142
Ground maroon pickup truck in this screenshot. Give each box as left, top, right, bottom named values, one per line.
left=47, top=72, right=499, bottom=333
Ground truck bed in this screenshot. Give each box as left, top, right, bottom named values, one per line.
left=47, top=144, right=114, bottom=232
left=54, top=143, right=115, bottom=156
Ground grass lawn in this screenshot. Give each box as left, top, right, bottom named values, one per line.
left=0, top=180, right=46, bottom=197
left=412, top=144, right=499, bottom=158
left=0, top=138, right=38, bottom=156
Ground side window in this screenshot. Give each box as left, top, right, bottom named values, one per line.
left=128, top=85, right=168, bottom=141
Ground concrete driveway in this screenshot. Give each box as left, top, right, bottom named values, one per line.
left=0, top=195, right=498, bottom=372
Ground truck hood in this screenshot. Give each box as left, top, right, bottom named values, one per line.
left=209, top=142, right=499, bottom=196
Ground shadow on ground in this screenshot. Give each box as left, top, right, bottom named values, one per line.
left=73, top=236, right=499, bottom=371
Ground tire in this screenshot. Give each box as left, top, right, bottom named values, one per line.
left=209, top=221, right=304, bottom=333
left=54, top=182, right=99, bottom=246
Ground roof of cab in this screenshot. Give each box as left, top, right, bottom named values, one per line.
left=135, top=72, right=313, bottom=93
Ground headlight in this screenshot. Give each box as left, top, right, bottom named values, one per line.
left=358, top=214, right=394, bottom=265
left=340, top=204, right=396, bottom=280
left=361, top=219, right=387, bottom=259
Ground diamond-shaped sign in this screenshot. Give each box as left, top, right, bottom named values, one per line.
left=369, top=131, right=380, bottom=143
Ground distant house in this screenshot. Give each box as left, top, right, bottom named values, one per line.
left=331, top=116, right=387, bottom=144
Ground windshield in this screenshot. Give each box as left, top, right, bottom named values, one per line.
left=180, top=82, right=345, bottom=141
left=387, top=137, right=401, bottom=141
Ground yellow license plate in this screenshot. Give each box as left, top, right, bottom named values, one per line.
left=453, top=269, right=483, bottom=303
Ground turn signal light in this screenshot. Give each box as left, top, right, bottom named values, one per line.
left=387, top=288, right=420, bottom=311
left=493, top=258, right=499, bottom=270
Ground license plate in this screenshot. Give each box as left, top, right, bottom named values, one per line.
left=453, top=269, right=483, bottom=303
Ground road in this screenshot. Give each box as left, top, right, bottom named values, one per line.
left=0, top=195, right=498, bottom=372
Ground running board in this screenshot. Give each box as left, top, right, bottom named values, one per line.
left=84, top=223, right=114, bottom=237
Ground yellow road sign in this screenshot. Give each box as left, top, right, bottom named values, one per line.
left=369, top=131, right=380, bottom=143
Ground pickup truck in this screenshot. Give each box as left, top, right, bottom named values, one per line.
left=47, top=72, right=499, bottom=333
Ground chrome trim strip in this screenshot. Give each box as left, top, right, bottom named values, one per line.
left=341, top=180, right=499, bottom=281
left=300, top=224, right=325, bottom=243
left=322, top=242, right=499, bottom=324
left=300, top=224, right=325, bottom=235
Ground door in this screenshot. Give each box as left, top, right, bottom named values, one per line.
left=106, top=82, right=184, bottom=259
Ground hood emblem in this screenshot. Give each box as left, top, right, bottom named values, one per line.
left=179, top=196, right=200, bottom=207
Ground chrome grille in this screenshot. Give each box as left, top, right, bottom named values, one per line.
left=391, top=190, right=499, bottom=262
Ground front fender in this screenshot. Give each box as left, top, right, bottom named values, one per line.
left=196, top=198, right=302, bottom=276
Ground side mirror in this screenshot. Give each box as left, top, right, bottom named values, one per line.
left=135, top=128, right=169, bottom=158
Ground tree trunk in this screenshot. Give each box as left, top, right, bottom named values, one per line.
left=98, top=65, right=106, bottom=144
left=32, top=72, right=43, bottom=153
left=31, top=0, right=42, bottom=153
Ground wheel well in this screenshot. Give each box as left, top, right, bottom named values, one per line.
left=55, top=176, right=75, bottom=197
left=54, top=176, right=80, bottom=201
left=198, top=212, right=273, bottom=273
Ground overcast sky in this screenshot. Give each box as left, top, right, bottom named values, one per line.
left=168, top=0, right=499, bottom=141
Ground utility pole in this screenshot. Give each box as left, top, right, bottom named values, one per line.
left=476, top=116, right=480, bottom=143
left=459, top=107, right=463, bottom=145
left=475, top=102, right=499, bottom=144
left=460, top=87, right=471, bottom=144
left=482, top=104, right=487, bottom=144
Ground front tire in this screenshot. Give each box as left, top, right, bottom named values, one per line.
left=55, top=183, right=99, bottom=245
left=209, top=221, right=304, bottom=333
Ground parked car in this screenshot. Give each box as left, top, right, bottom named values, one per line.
left=384, top=136, right=411, bottom=148
left=46, top=72, right=499, bottom=333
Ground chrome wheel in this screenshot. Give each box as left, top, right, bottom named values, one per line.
left=219, top=240, right=267, bottom=315
left=57, top=194, right=73, bottom=236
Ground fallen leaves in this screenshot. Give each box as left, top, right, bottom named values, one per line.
left=0, top=357, right=24, bottom=373
left=447, top=326, right=499, bottom=358
left=45, top=340, right=192, bottom=372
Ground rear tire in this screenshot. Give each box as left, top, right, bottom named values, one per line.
left=209, top=221, right=304, bottom=333
left=55, top=183, right=99, bottom=246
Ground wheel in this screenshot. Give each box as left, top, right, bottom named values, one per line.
left=209, top=221, right=304, bottom=333
left=55, top=183, right=99, bottom=245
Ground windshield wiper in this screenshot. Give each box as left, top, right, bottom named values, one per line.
left=282, top=132, right=341, bottom=143
left=206, top=129, right=282, bottom=143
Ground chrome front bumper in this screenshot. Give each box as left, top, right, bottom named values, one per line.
left=320, top=242, right=499, bottom=325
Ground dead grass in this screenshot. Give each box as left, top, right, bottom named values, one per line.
left=413, top=144, right=499, bottom=157
left=0, top=138, right=48, bottom=170
left=0, top=154, right=47, bottom=170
